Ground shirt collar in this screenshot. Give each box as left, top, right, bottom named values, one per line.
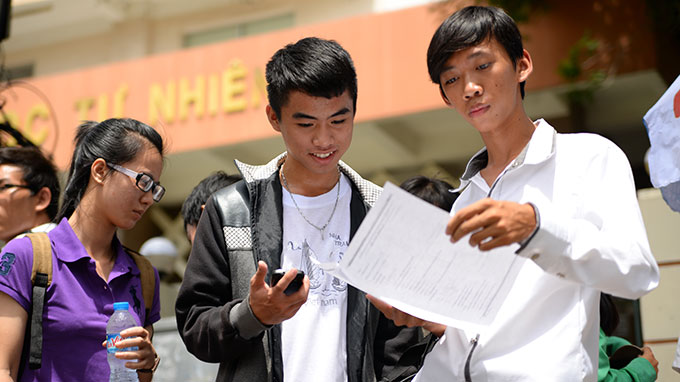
left=50, top=218, right=134, bottom=273
left=458, top=119, right=557, bottom=184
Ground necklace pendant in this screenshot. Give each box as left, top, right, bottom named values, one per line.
left=320, top=228, right=325, bottom=241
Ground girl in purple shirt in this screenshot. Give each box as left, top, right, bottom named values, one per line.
left=0, top=118, right=165, bottom=382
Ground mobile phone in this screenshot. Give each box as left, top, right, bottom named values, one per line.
left=271, top=269, right=305, bottom=295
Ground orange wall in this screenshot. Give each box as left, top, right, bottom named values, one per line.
left=1, top=1, right=655, bottom=168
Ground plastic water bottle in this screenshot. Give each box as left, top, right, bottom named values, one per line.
left=106, top=302, right=139, bottom=382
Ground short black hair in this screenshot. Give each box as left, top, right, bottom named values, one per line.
left=181, top=171, right=242, bottom=231
left=427, top=5, right=526, bottom=98
left=400, top=175, right=458, bottom=212
left=265, top=37, right=358, bottom=118
left=0, top=146, right=60, bottom=220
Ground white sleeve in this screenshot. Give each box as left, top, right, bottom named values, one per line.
left=519, top=141, right=659, bottom=299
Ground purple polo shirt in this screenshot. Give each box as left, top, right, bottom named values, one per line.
left=0, top=218, right=161, bottom=382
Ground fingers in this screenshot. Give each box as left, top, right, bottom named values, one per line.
left=249, top=264, right=309, bottom=325
left=446, top=199, right=537, bottom=250
left=271, top=268, right=300, bottom=293
left=424, top=323, right=447, bottom=337
left=120, top=326, right=149, bottom=339
left=251, top=261, right=268, bottom=290
left=641, top=346, right=659, bottom=373
left=288, top=274, right=310, bottom=301
left=366, top=294, right=392, bottom=313
left=366, top=294, right=429, bottom=328
left=114, top=327, right=156, bottom=370
left=446, top=199, right=494, bottom=241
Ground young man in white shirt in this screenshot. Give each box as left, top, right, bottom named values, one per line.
left=176, top=37, right=421, bottom=382
left=369, top=6, right=660, bottom=381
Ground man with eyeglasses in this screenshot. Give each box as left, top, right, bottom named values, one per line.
left=0, top=147, right=61, bottom=247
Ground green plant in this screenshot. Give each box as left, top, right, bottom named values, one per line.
left=485, top=0, right=548, bottom=22
left=557, top=32, right=607, bottom=104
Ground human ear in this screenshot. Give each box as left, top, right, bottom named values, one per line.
left=517, top=49, right=533, bottom=83
left=266, top=105, right=282, bottom=132
left=33, top=187, right=52, bottom=213
left=91, top=158, right=109, bottom=185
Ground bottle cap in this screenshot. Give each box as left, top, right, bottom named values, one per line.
left=113, top=302, right=129, bottom=311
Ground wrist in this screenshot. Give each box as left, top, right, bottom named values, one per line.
left=517, top=202, right=540, bottom=250
left=138, top=352, right=160, bottom=374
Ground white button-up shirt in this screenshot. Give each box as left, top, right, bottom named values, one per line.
left=414, top=119, right=659, bottom=382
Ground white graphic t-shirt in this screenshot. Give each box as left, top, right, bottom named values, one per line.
left=280, top=173, right=351, bottom=382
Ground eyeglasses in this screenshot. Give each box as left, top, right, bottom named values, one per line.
left=0, top=183, right=35, bottom=194
left=106, top=163, right=165, bottom=202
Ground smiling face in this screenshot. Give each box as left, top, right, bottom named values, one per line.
left=438, top=37, right=532, bottom=136
left=267, top=89, right=354, bottom=191
left=98, top=140, right=163, bottom=230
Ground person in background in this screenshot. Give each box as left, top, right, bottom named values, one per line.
left=599, top=293, right=658, bottom=381
left=382, top=175, right=458, bottom=381
left=181, top=171, right=242, bottom=245
left=0, top=118, right=164, bottom=382
left=400, top=175, right=457, bottom=212
left=0, top=147, right=60, bottom=246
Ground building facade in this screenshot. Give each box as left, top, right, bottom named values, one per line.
left=3, top=0, right=678, bottom=379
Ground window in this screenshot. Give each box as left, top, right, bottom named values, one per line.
left=183, top=13, right=294, bottom=48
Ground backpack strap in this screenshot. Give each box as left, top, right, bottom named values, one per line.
left=124, top=247, right=155, bottom=319
left=26, top=232, right=52, bottom=370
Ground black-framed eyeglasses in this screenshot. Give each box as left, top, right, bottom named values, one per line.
left=107, top=163, right=165, bottom=202
left=0, top=183, right=36, bottom=194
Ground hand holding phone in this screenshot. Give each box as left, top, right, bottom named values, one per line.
left=271, top=269, right=305, bottom=295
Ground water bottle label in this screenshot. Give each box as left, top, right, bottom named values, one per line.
left=106, top=333, right=137, bottom=353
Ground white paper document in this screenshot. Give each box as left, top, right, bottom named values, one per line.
left=334, top=182, right=525, bottom=328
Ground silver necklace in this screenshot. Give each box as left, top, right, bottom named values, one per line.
left=280, top=163, right=341, bottom=241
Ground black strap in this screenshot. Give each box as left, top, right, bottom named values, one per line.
left=29, top=272, right=48, bottom=370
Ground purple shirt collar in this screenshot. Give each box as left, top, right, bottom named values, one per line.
left=50, top=218, right=140, bottom=280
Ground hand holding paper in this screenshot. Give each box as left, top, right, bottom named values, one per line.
left=333, top=182, right=526, bottom=329
left=366, top=294, right=446, bottom=336
left=446, top=198, right=537, bottom=250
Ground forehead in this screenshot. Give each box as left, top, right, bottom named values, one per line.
left=0, top=164, right=26, bottom=182
left=442, top=37, right=510, bottom=69
left=120, top=140, right=163, bottom=177
left=281, top=90, right=353, bottom=117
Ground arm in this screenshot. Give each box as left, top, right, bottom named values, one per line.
left=0, top=238, right=35, bottom=382
left=0, top=292, right=27, bottom=382
left=366, top=294, right=445, bottom=337
left=175, top=196, right=258, bottom=363
left=523, top=143, right=658, bottom=299
left=447, top=142, right=658, bottom=299
left=599, top=331, right=658, bottom=382
left=369, top=300, right=425, bottom=380
left=175, top=197, right=308, bottom=363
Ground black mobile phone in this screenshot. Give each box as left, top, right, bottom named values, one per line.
left=271, top=269, right=305, bottom=295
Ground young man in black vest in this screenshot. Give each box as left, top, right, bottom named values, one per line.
left=176, top=37, right=421, bottom=382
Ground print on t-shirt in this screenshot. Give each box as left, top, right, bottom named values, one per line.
left=286, top=238, right=348, bottom=303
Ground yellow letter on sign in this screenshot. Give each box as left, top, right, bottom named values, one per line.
left=222, top=60, right=247, bottom=113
